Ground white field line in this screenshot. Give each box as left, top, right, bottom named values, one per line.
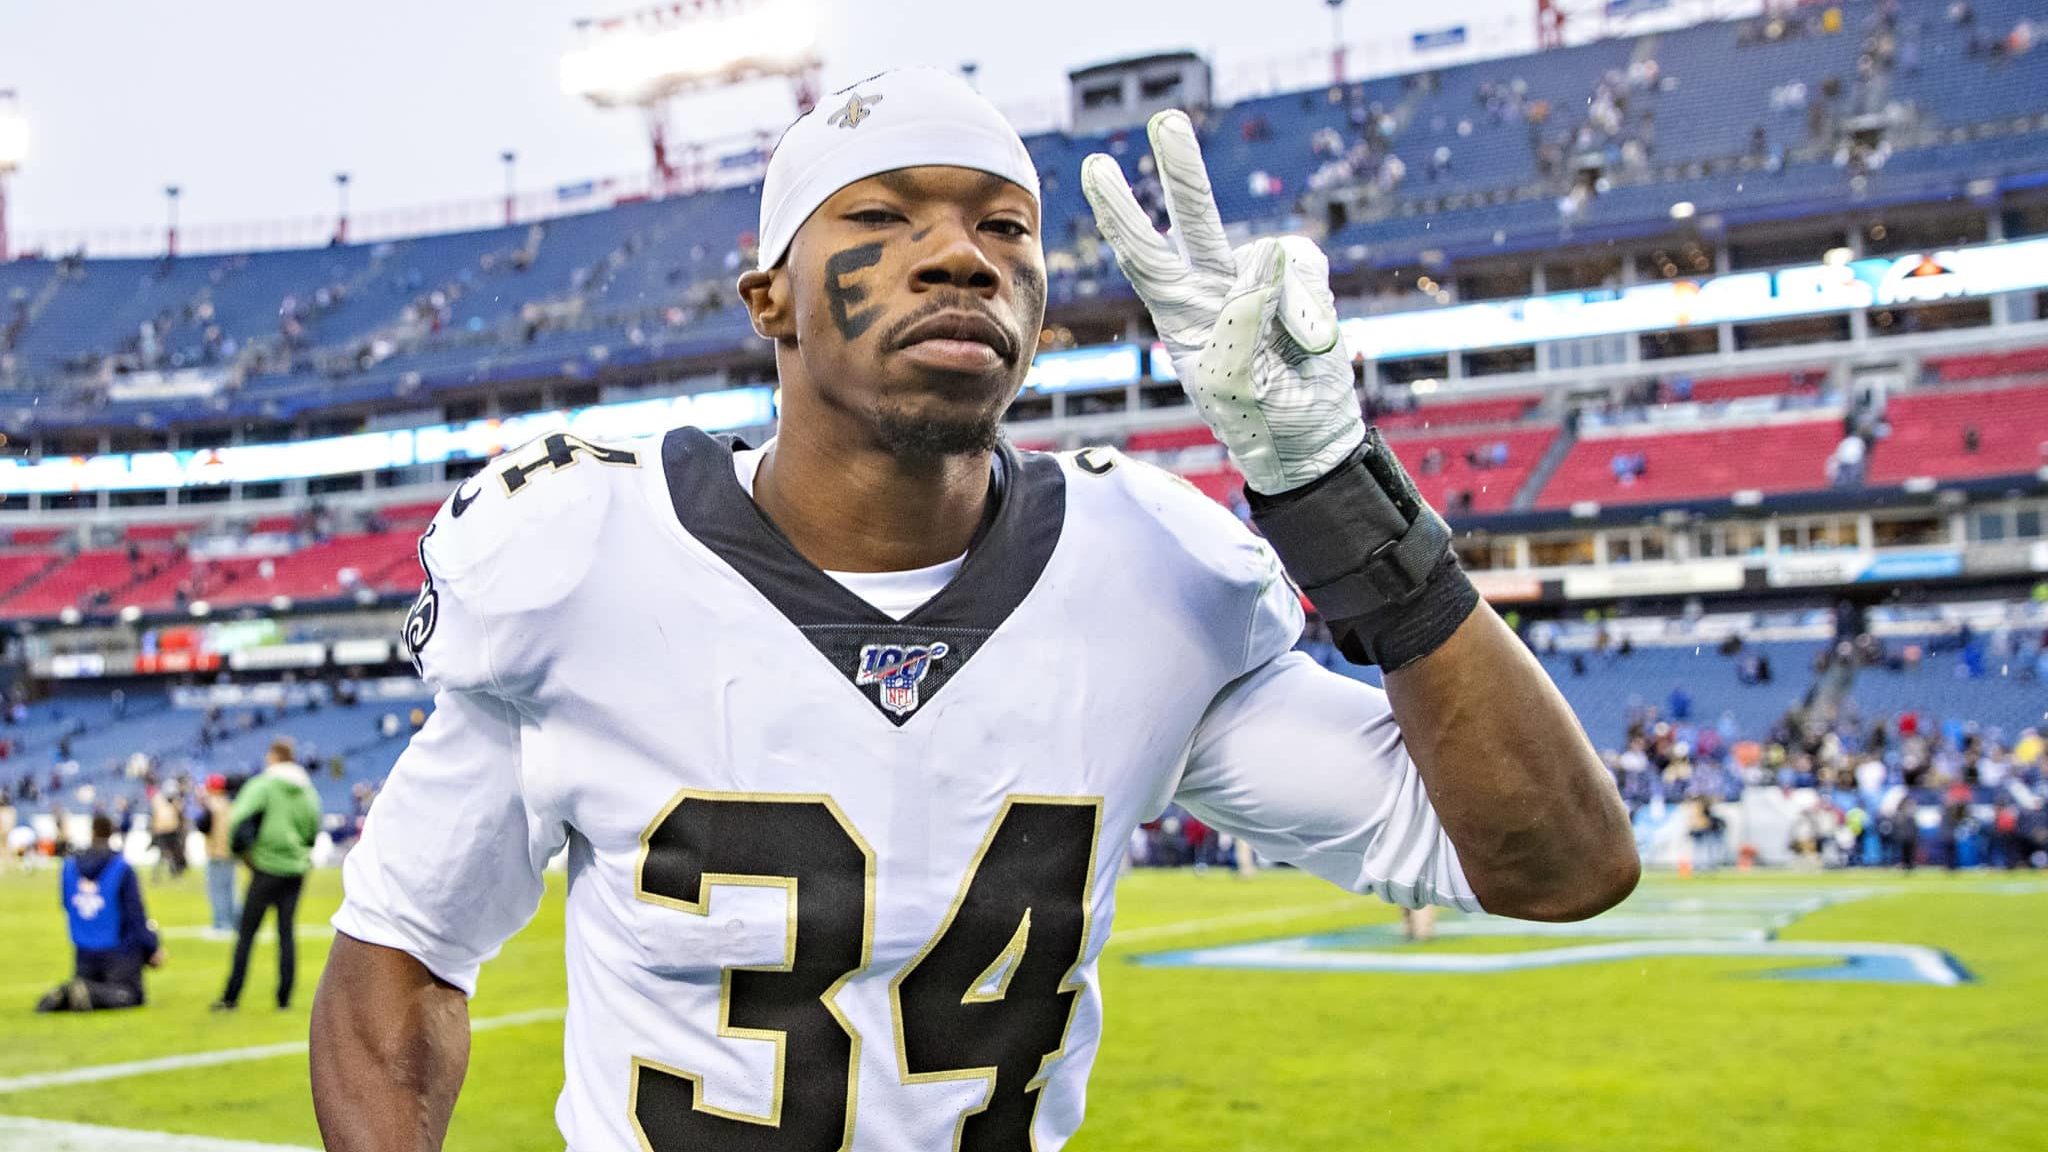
left=0, top=903, right=1361, bottom=1095
left=0, top=1007, right=563, bottom=1096
left=0, top=1115, right=318, bottom=1151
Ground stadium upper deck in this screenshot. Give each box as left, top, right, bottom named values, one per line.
left=2, top=0, right=2046, bottom=435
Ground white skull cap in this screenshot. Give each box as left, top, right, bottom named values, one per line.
left=755, top=67, right=1039, bottom=271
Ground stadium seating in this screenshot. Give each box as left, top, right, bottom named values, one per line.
left=0, top=548, right=157, bottom=618
left=1, top=527, right=68, bottom=548
left=1387, top=427, right=1557, bottom=514
left=0, top=552, right=57, bottom=600
left=1, top=0, right=2045, bottom=436
left=1536, top=416, right=1843, bottom=508
left=1867, top=383, right=2048, bottom=484
left=1372, top=395, right=1540, bottom=432
left=1539, top=641, right=1825, bottom=743
left=1122, top=423, right=1555, bottom=514
left=0, top=490, right=448, bottom=620
left=2, top=683, right=428, bottom=816
left=1846, top=655, right=2046, bottom=740
left=1682, top=371, right=1828, bottom=403
left=1926, top=345, right=2048, bottom=383
left=114, top=554, right=267, bottom=614
left=123, top=522, right=199, bottom=543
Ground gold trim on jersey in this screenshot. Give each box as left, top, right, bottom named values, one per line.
left=961, top=909, right=1032, bottom=1005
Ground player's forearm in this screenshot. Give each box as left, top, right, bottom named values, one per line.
left=310, top=933, right=472, bottom=1152
left=1384, top=605, right=1637, bottom=921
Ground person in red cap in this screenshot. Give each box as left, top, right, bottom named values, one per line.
left=197, top=773, right=239, bottom=937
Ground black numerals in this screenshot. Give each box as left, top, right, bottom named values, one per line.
left=631, top=794, right=874, bottom=1152
left=630, top=794, right=1100, bottom=1152
left=500, top=432, right=639, bottom=495
left=892, top=798, right=1102, bottom=1152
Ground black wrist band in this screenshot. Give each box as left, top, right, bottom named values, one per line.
left=1325, top=554, right=1481, bottom=670
left=1245, top=429, right=1480, bottom=670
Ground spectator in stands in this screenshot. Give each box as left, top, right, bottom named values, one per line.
left=213, top=739, right=321, bottom=1013
left=1828, top=433, right=1867, bottom=487
left=1962, top=424, right=1980, bottom=454
left=198, top=775, right=239, bottom=937
left=36, top=814, right=164, bottom=1013
left=1667, top=685, right=1693, bottom=722
left=1883, top=790, right=1920, bottom=870
left=148, top=784, right=187, bottom=880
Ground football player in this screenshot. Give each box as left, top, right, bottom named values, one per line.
left=310, top=68, right=1637, bottom=1151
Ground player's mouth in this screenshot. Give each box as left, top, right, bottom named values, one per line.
left=890, top=310, right=1016, bottom=373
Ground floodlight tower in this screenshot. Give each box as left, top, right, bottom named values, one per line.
left=1537, top=0, right=1565, bottom=49
left=0, top=91, right=26, bottom=262
left=1326, top=0, right=1347, bottom=86
left=561, top=0, right=822, bottom=198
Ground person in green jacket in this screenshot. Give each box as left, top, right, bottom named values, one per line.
left=213, top=738, right=322, bottom=1011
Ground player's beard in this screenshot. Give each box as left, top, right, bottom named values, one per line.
left=867, top=398, right=1006, bottom=464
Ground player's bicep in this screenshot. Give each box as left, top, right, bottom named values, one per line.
left=1175, top=651, right=1482, bottom=912
left=332, top=688, right=564, bottom=996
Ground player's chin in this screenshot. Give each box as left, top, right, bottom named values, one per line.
left=868, top=390, right=1010, bottom=460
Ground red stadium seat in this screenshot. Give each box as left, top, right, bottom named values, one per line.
left=1123, top=426, right=1231, bottom=452
left=1371, top=395, right=1537, bottom=432
left=1180, top=468, right=1246, bottom=506
left=1684, top=371, right=1824, bottom=403
left=1867, top=384, right=2048, bottom=485
left=1, top=527, right=68, bottom=549
left=123, top=522, right=200, bottom=543
left=0, top=553, right=60, bottom=602
left=1119, top=423, right=1555, bottom=515
left=377, top=499, right=445, bottom=527
left=0, top=549, right=151, bottom=618
left=1537, top=417, right=1844, bottom=508
left=1926, top=345, right=2048, bottom=383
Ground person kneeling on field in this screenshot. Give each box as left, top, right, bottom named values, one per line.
left=36, top=814, right=165, bottom=1013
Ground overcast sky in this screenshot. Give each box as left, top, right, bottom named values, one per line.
left=0, top=0, right=1508, bottom=248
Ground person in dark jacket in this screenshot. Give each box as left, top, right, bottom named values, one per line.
left=36, top=814, right=165, bottom=1012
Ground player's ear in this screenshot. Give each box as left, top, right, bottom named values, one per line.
left=738, top=268, right=796, bottom=343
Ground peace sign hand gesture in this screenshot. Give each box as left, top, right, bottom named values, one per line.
left=1081, top=110, right=1366, bottom=495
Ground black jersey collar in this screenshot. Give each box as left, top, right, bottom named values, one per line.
left=661, top=426, right=1066, bottom=726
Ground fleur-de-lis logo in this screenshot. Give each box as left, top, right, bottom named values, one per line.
left=827, top=91, right=882, bottom=129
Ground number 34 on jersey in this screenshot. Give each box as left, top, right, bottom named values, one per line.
left=631, top=792, right=1100, bottom=1152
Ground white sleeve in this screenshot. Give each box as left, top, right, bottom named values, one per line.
left=1174, top=650, right=1482, bottom=913
left=332, top=686, right=565, bottom=996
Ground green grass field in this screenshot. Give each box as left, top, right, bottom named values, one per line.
left=1, top=865, right=2043, bottom=1151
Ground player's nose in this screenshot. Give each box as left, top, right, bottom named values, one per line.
left=908, top=220, right=1001, bottom=298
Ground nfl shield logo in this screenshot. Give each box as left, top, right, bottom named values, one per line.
left=854, top=642, right=951, bottom=717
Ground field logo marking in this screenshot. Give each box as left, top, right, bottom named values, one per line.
left=1133, top=886, right=1978, bottom=986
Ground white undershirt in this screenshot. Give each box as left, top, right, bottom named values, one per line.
left=732, top=443, right=965, bottom=621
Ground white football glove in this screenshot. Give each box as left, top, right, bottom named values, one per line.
left=1081, top=110, right=1366, bottom=495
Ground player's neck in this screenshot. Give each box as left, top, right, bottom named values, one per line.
left=752, top=422, right=991, bottom=574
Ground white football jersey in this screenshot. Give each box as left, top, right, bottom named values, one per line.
left=335, top=426, right=1477, bottom=1152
